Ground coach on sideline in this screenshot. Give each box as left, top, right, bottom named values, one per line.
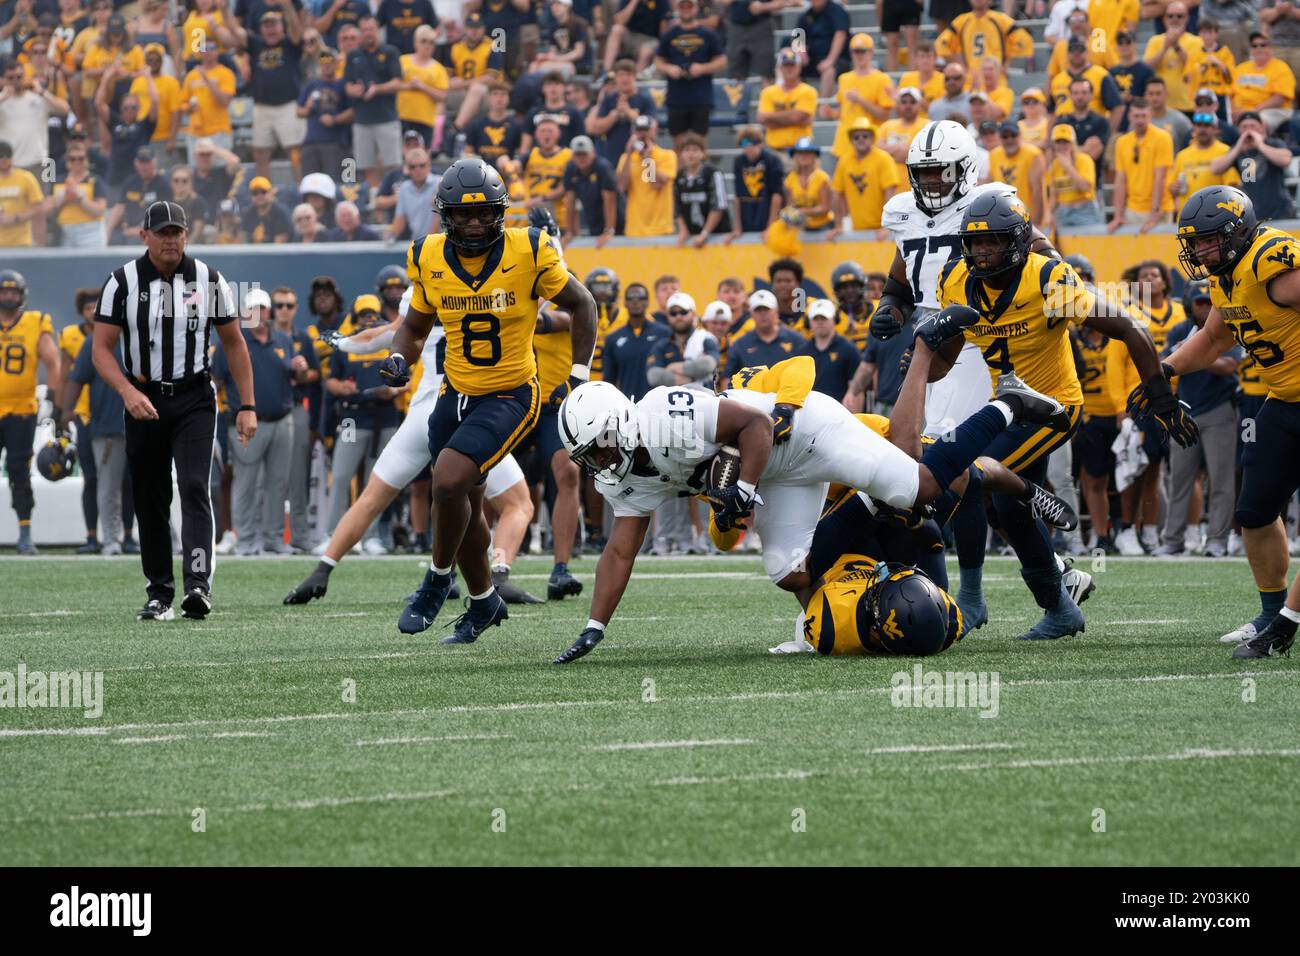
left=92, top=200, right=258, bottom=622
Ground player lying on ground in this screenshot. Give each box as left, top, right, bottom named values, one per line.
left=712, top=356, right=1086, bottom=640
left=1156, top=184, right=1300, bottom=659
left=551, top=335, right=1073, bottom=663
left=282, top=284, right=542, bottom=607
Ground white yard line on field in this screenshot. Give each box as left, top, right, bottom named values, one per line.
left=2, top=669, right=1295, bottom=741
left=592, top=738, right=754, bottom=752
left=1108, top=619, right=1193, bottom=626
left=113, top=735, right=189, bottom=745
left=355, top=734, right=514, bottom=746
left=937, top=747, right=1300, bottom=773
left=867, top=743, right=1020, bottom=755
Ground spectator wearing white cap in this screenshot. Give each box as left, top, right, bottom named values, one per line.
left=700, top=298, right=733, bottom=371
left=212, top=287, right=310, bottom=555
left=562, top=134, right=620, bottom=245
left=801, top=298, right=860, bottom=402
left=298, top=171, right=337, bottom=228
left=720, top=289, right=805, bottom=388
left=648, top=292, right=721, bottom=391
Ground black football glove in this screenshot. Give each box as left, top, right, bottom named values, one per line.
left=1127, top=365, right=1199, bottom=448
left=553, top=626, right=605, bottom=664
left=771, top=403, right=796, bottom=443
left=869, top=299, right=905, bottom=340
left=378, top=353, right=410, bottom=388
left=915, top=304, right=980, bottom=352
left=707, top=482, right=759, bottom=529
left=549, top=374, right=584, bottom=407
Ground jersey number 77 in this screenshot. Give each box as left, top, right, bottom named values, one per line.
left=902, top=235, right=963, bottom=296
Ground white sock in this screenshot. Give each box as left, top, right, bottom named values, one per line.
left=432, top=564, right=452, bottom=576
left=1281, top=606, right=1300, bottom=624
left=320, top=556, right=337, bottom=568
left=990, top=400, right=1015, bottom=426
left=585, top=619, right=606, bottom=632
left=470, top=586, right=495, bottom=601
left=1054, top=553, right=1066, bottom=573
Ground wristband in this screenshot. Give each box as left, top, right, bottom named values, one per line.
left=571, top=363, right=590, bottom=381
left=584, top=618, right=606, bottom=632
left=238, top=405, right=255, bottom=412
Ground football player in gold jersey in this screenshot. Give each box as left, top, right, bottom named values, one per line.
left=928, top=191, right=1190, bottom=640
left=0, top=270, right=63, bottom=555
left=1158, top=185, right=1300, bottom=658
left=383, top=159, right=596, bottom=641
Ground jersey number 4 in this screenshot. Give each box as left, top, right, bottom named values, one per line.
left=983, top=338, right=1013, bottom=374
left=902, top=235, right=963, bottom=294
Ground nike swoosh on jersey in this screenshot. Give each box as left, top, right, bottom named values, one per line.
left=502, top=264, right=516, bottom=273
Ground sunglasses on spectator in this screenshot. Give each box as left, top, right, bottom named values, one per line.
left=66, top=154, right=87, bottom=162
left=251, top=188, right=268, bottom=196
left=739, top=138, right=759, bottom=146
left=1252, top=41, right=1270, bottom=48
left=626, top=293, right=649, bottom=301
left=668, top=308, right=689, bottom=317
left=273, top=301, right=296, bottom=310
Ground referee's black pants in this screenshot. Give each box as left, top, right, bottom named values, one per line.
left=125, top=382, right=217, bottom=605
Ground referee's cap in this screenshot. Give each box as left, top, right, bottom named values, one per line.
left=144, top=200, right=188, bottom=233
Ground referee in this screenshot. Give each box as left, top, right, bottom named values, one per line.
left=93, top=200, right=258, bottom=621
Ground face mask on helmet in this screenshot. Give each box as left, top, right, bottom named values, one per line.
left=441, top=200, right=506, bottom=253
left=962, top=229, right=1025, bottom=279
left=1177, top=227, right=1244, bottom=280
left=588, top=276, right=616, bottom=304
left=568, top=418, right=636, bottom=485
left=909, top=163, right=961, bottom=213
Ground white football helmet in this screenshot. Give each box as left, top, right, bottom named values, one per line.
left=559, top=381, right=639, bottom=484
left=906, top=120, right=979, bottom=215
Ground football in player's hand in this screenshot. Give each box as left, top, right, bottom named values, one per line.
left=707, top=445, right=742, bottom=492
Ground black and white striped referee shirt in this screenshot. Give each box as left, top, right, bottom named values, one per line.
left=96, top=252, right=236, bottom=383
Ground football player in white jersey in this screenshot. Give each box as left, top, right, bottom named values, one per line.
left=871, top=120, right=1061, bottom=437
left=550, top=337, right=1074, bottom=663
left=282, top=284, right=538, bottom=606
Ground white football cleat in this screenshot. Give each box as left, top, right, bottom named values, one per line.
left=1115, top=527, right=1145, bottom=556
left=1219, top=621, right=1257, bottom=644
left=1062, top=565, right=1095, bottom=606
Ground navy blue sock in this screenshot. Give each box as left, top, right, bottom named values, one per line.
left=951, top=492, right=989, bottom=572
left=958, top=565, right=983, bottom=606
left=1253, top=589, right=1286, bottom=631
left=920, top=405, right=1009, bottom=491
left=553, top=561, right=567, bottom=574
left=423, top=569, right=451, bottom=592
left=992, top=491, right=1058, bottom=575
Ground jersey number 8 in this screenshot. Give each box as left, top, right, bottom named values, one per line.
left=3, top=344, right=25, bottom=376
left=462, top=313, right=502, bottom=367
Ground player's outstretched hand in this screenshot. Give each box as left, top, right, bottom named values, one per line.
left=320, top=329, right=346, bottom=352
left=378, top=353, right=410, bottom=387
left=549, top=374, right=584, bottom=407
left=915, top=304, right=980, bottom=352
left=771, top=403, right=796, bottom=443
left=554, top=627, right=605, bottom=664
left=1128, top=368, right=1200, bottom=448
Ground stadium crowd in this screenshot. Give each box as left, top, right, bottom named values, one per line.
left=6, top=0, right=1300, bottom=248
left=3, top=0, right=1300, bottom=572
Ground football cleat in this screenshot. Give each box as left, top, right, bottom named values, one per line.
left=180, top=587, right=212, bottom=620
left=1061, top=561, right=1095, bottom=606
left=1015, top=600, right=1085, bottom=641
left=404, top=575, right=459, bottom=605
left=398, top=571, right=454, bottom=634
left=1114, top=527, right=1146, bottom=556
left=76, top=538, right=102, bottom=555
left=442, top=592, right=508, bottom=644
left=994, top=373, right=1071, bottom=431
left=492, top=567, right=543, bottom=605
left=1025, top=481, right=1077, bottom=531
left=16, top=525, right=37, bottom=555
left=137, top=599, right=175, bottom=621
left=554, top=627, right=606, bottom=664
left=1231, top=617, right=1297, bottom=659
left=1219, top=621, right=1256, bottom=645
left=284, top=568, right=330, bottom=605
left=548, top=564, right=583, bottom=600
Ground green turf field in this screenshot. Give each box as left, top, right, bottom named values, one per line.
left=1, top=553, right=1297, bottom=866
